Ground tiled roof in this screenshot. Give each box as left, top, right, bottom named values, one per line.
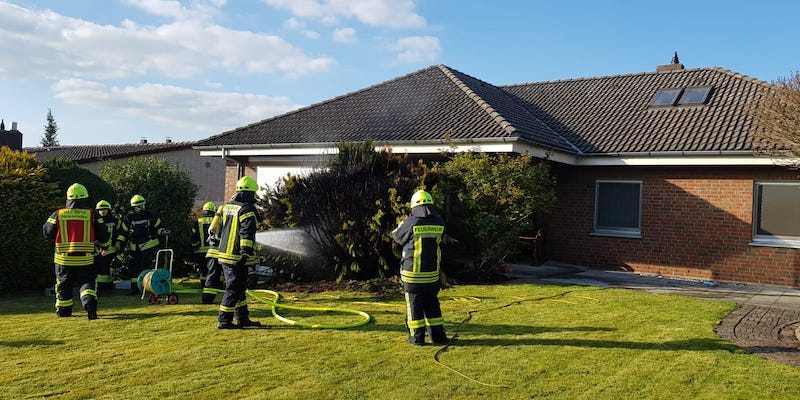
left=503, top=67, right=769, bottom=154
left=195, top=65, right=576, bottom=153
left=25, top=141, right=195, bottom=163
left=195, top=64, right=771, bottom=155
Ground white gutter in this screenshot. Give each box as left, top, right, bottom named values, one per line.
left=196, top=142, right=790, bottom=167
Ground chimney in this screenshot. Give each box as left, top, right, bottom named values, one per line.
left=0, top=120, right=22, bottom=150
left=140, top=137, right=148, bottom=144
left=656, top=51, right=685, bottom=73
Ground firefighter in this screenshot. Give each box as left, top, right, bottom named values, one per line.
left=191, top=202, right=215, bottom=286
left=42, top=183, right=109, bottom=320
left=209, top=176, right=261, bottom=329
left=202, top=226, right=223, bottom=304
left=94, top=200, right=118, bottom=296
left=116, top=194, right=168, bottom=295
left=391, top=190, right=448, bottom=345
left=192, top=201, right=223, bottom=304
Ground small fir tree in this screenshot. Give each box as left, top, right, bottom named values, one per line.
left=41, top=108, right=60, bottom=147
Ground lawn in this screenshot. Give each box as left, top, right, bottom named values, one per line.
left=2, top=282, right=799, bottom=400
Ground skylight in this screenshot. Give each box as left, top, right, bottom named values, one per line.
left=677, top=86, right=712, bottom=105
left=650, top=88, right=682, bottom=106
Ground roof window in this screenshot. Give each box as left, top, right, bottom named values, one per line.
left=649, top=88, right=682, bottom=106
left=677, top=86, right=712, bottom=105
left=649, top=86, right=713, bottom=108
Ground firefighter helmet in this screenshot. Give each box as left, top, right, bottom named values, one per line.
left=202, top=202, right=216, bottom=212
left=410, top=190, right=434, bottom=208
left=96, top=200, right=111, bottom=210
left=130, top=194, right=146, bottom=207
left=66, top=183, right=89, bottom=200
left=235, top=176, right=258, bottom=192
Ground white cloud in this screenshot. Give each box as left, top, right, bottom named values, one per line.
left=390, top=36, right=440, bottom=64
left=332, top=27, right=356, bottom=43
left=0, top=2, right=334, bottom=80
left=52, top=78, right=303, bottom=133
left=122, top=0, right=220, bottom=21
left=283, top=17, right=320, bottom=39
left=263, top=0, right=426, bottom=29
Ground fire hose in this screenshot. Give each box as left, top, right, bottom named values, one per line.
left=171, top=283, right=371, bottom=329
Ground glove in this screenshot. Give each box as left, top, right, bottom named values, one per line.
left=235, top=254, right=249, bottom=268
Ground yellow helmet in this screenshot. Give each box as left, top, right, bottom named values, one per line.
left=235, top=176, right=258, bottom=192
left=202, top=202, right=216, bottom=212
left=96, top=200, right=111, bottom=210
left=66, top=183, right=89, bottom=200
left=410, top=190, right=434, bottom=208
left=130, top=194, right=146, bottom=207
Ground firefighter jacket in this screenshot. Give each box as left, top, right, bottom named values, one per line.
left=191, top=210, right=215, bottom=255
left=43, top=199, right=110, bottom=267
left=116, top=209, right=164, bottom=251
left=391, top=204, right=445, bottom=285
left=209, top=191, right=258, bottom=266
left=95, top=213, right=118, bottom=255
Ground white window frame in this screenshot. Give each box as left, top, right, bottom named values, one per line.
left=750, top=181, right=800, bottom=249
left=592, top=180, right=642, bottom=238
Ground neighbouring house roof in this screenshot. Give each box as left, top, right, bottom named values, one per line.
left=194, top=63, right=773, bottom=161
left=25, top=141, right=195, bottom=164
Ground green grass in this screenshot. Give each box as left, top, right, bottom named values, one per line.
left=2, top=282, right=799, bottom=399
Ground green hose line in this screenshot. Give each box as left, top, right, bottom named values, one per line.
left=246, top=289, right=372, bottom=329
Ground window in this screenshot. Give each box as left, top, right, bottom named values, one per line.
left=594, top=181, right=642, bottom=237
left=649, top=88, right=682, bottom=106
left=677, top=86, right=712, bottom=105
left=752, top=182, right=800, bottom=248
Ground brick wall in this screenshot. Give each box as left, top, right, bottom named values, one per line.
left=542, top=165, right=800, bottom=287
left=223, top=161, right=258, bottom=200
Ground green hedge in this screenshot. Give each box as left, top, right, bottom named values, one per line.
left=0, top=147, right=61, bottom=293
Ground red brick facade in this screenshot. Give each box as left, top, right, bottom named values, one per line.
left=224, top=162, right=258, bottom=200
left=543, top=165, right=800, bottom=287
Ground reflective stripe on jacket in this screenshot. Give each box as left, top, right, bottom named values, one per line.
left=117, top=210, right=161, bottom=251
left=209, top=201, right=257, bottom=266
left=191, top=212, right=214, bottom=254
left=391, top=208, right=445, bottom=285
left=44, top=208, right=97, bottom=266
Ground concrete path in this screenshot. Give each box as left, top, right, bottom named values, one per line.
left=504, top=261, right=800, bottom=368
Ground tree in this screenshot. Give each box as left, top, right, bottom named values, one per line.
left=259, top=141, right=423, bottom=281
left=100, top=157, right=197, bottom=273
left=752, top=72, right=800, bottom=165
left=41, top=108, right=60, bottom=147
left=42, top=158, right=116, bottom=205
left=433, top=152, right=557, bottom=275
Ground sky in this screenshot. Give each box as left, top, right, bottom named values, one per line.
left=2, top=0, right=799, bottom=148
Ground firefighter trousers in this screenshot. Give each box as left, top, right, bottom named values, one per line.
left=218, top=262, right=251, bottom=323
left=202, top=258, right=224, bottom=304
left=403, top=282, right=446, bottom=344
left=54, top=263, right=97, bottom=314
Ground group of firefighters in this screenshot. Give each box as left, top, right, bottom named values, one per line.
left=42, top=177, right=448, bottom=344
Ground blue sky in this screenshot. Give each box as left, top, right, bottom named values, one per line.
left=2, top=0, right=799, bottom=148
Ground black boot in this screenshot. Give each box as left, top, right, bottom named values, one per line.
left=237, top=318, right=262, bottom=328
left=56, top=307, right=72, bottom=318
left=408, top=328, right=426, bottom=346
left=85, top=303, right=98, bottom=320
left=217, top=321, right=240, bottom=329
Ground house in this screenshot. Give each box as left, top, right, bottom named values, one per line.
left=26, top=138, right=225, bottom=206
left=194, top=59, right=800, bottom=288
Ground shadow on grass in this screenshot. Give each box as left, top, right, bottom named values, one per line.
left=0, top=340, right=65, bottom=347
left=449, top=337, right=741, bottom=352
